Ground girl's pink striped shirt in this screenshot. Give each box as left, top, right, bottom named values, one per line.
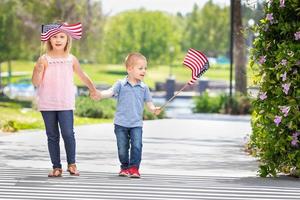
left=37, top=54, right=76, bottom=111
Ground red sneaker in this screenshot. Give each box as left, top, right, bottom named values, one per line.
left=119, top=169, right=129, bottom=177
left=129, top=166, right=140, bottom=178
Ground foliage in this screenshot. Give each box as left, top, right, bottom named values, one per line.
left=0, top=96, right=112, bottom=131
left=1, top=120, right=18, bottom=132
left=183, top=1, right=230, bottom=57
left=75, top=96, right=165, bottom=120
left=75, top=96, right=116, bottom=119
left=193, top=92, right=252, bottom=114
left=193, top=92, right=225, bottom=113
left=0, top=0, right=22, bottom=62
left=102, top=10, right=182, bottom=65
left=249, top=0, right=300, bottom=177
left=143, top=107, right=165, bottom=120
left=220, top=93, right=252, bottom=115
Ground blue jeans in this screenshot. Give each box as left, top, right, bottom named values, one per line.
left=41, top=110, right=76, bottom=169
left=114, top=124, right=143, bottom=169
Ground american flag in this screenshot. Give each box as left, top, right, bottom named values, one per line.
left=183, top=48, right=209, bottom=85
left=41, top=22, right=82, bottom=41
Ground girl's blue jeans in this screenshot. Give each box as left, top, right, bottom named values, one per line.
left=114, top=124, right=143, bottom=169
left=41, top=110, right=76, bottom=169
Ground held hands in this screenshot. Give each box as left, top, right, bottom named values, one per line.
left=89, top=89, right=101, bottom=101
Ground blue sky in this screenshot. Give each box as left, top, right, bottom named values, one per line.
left=101, top=0, right=229, bottom=16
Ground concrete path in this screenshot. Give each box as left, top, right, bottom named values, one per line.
left=1, top=118, right=300, bottom=199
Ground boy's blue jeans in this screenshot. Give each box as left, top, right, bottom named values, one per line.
left=114, top=124, right=143, bottom=169
left=41, top=110, right=76, bottom=169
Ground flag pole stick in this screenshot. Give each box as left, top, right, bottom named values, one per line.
left=160, top=82, right=189, bottom=110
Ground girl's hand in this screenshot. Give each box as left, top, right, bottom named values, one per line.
left=89, top=89, right=101, bottom=101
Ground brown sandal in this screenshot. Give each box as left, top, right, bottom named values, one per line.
left=48, top=168, right=62, bottom=177
left=67, top=164, right=80, bottom=176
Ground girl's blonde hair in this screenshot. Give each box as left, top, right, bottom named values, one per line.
left=44, top=32, right=72, bottom=53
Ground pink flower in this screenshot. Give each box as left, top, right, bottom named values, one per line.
left=274, top=116, right=282, bottom=126
left=259, top=56, right=266, bottom=64
left=280, top=71, right=287, bottom=81
left=282, top=83, right=291, bottom=94
left=281, top=59, right=287, bottom=66
left=291, top=140, right=298, bottom=147
left=266, top=13, right=274, bottom=23
left=279, top=106, right=290, bottom=117
left=279, top=0, right=285, bottom=8
left=259, top=92, right=267, bottom=100
left=291, top=132, right=300, bottom=147
left=295, top=32, right=300, bottom=40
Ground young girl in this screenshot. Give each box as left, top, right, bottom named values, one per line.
left=32, top=22, right=98, bottom=177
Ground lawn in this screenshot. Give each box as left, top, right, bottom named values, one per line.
left=0, top=60, right=254, bottom=132
left=1, top=60, right=238, bottom=89
left=0, top=97, right=112, bottom=132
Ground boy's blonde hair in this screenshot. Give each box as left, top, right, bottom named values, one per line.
left=44, top=32, right=72, bottom=53
left=125, top=52, right=147, bottom=69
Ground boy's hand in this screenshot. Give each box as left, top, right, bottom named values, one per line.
left=154, top=107, right=161, bottom=115
left=89, top=89, right=101, bottom=101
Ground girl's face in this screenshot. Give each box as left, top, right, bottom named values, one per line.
left=49, top=32, right=68, bottom=51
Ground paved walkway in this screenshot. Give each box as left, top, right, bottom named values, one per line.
left=1, top=117, right=300, bottom=199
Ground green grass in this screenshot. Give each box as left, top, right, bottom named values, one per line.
left=0, top=97, right=112, bottom=132
left=0, top=60, right=254, bottom=131
left=1, top=60, right=239, bottom=88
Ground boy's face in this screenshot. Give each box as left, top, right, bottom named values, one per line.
left=127, top=58, right=147, bottom=81
left=49, top=32, right=68, bottom=51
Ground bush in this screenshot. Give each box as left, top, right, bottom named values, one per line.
left=75, top=96, right=116, bottom=118
left=1, top=120, right=18, bottom=132
left=143, top=108, right=165, bottom=120
left=249, top=0, right=300, bottom=177
left=220, top=93, right=252, bottom=115
left=75, top=96, right=165, bottom=120
left=193, top=92, right=252, bottom=115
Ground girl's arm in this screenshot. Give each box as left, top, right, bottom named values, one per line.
left=72, top=56, right=99, bottom=100
left=32, top=57, right=47, bottom=87
left=146, top=102, right=161, bottom=115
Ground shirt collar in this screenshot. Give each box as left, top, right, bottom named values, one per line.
left=122, top=77, right=145, bottom=88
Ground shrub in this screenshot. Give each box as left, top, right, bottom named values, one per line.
left=1, top=120, right=18, bottom=132
left=75, top=96, right=116, bottom=119
left=193, top=92, right=252, bottom=114
left=249, top=0, right=300, bottom=177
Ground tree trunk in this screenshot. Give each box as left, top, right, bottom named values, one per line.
left=233, top=0, right=247, bottom=94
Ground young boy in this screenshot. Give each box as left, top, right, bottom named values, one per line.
left=97, top=52, right=161, bottom=178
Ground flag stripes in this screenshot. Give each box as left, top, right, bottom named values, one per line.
left=41, top=23, right=82, bottom=41
left=183, top=48, right=209, bottom=85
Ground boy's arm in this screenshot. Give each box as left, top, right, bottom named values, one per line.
left=146, top=102, right=161, bottom=115
left=32, top=57, right=47, bottom=87
left=97, top=88, right=114, bottom=99
left=72, top=56, right=99, bottom=100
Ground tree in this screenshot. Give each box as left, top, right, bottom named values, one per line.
left=102, top=10, right=182, bottom=64
left=250, top=0, right=300, bottom=177
left=0, top=0, right=22, bottom=88
left=13, top=0, right=105, bottom=61
left=183, top=1, right=230, bottom=57
left=233, top=0, right=247, bottom=94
